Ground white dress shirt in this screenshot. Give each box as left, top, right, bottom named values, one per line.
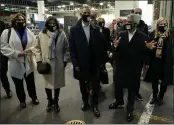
left=82, top=21, right=90, bottom=43
left=128, top=30, right=137, bottom=42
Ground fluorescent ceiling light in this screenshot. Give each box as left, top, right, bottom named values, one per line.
left=62, top=5, right=65, bottom=8
left=1, top=4, right=5, bottom=7
left=70, top=2, right=74, bottom=6
left=58, top=6, right=61, bottom=8
left=100, top=3, right=103, bottom=6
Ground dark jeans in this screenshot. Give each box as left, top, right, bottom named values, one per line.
left=45, top=88, right=60, bottom=100
left=115, top=86, right=136, bottom=112
left=12, top=72, right=37, bottom=103
left=79, top=77, right=100, bottom=107
left=152, top=79, right=167, bottom=99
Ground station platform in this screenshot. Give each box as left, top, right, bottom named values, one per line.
left=0, top=63, right=173, bottom=124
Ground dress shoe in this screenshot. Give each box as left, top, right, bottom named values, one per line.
left=81, top=103, right=89, bottom=111
left=150, top=98, right=158, bottom=104
left=32, top=98, right=39, bottom=105
left=46, top=99, right=53, bottom=112
left=6, top=90, right=12, bottom=99
left=135, top=93, right=143, bottom=101
left=109, top=101, right=124, bottom=109
left=54, top=100, right=60, bottom=113
left=92, top=107, right=100, bottom=118
left=20, top=102, right=26, bottom=109
left=126, top=112, right=133, bottom=122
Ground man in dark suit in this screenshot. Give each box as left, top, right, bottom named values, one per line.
left=0, top=20, right=12, bottom=98
left=108, top=14, right=155, bottom=122
left=69, top=6, right=105, bottom=118
left=133, top=7, right=149, bottom=101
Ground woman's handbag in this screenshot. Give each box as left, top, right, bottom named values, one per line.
left=37, top=62, right=51, bottom=74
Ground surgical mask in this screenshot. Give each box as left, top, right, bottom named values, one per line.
left=98, top=22, right=105, bottom=27
left=136, top=14, right=142, bottom=19
left=16, top=22, right=25, bottom=28
left=158, top=26, right=167, bottom=32
left=82, top=15, right=90, bottom=23
left=48, top=26, right=57, bottom=32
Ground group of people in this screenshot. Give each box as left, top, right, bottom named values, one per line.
left=0, top=5, right=173, bottom=122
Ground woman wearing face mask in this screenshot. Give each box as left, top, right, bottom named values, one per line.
left=146, top=17, right=173, bottom=105
left=34, top=16, right=69, bottom=113
left=1, top=13, right=39, bottom=109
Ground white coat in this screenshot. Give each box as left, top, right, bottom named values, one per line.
left=34, top=30, right=69, bottom=89
left=0, top=28, right=36, bottom=79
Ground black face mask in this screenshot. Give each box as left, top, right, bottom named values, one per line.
left=158, top=26, right=167, bottom=32
left=125, top=24, right=133, bottom=30
left=16, top=22, right=25, bottom=29
left=117, top=22, right=122, bottom=27
left=48, top=26, right=57, bottom=32
left=82, top=15, right=90, bottom=23
left=98, top=22, right=105, bottom=27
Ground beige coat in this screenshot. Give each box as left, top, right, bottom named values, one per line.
left=34, top=30, right=69, bottom=89
left=1, top=28, right=36, bottom=79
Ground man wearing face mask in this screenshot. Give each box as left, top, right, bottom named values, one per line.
left=108, top=14, right=156, bottom=122
left=133, top=7, right=149, bottom=101
left=69, top=6, right=105, bottom=118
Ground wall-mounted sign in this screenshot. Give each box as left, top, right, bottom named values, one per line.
left=120, top=10, right=132, bottom=17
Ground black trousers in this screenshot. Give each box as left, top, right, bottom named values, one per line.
left=45, top=88, right=60, bottom=100
left=79, top=77, right=100, bottom=107
left=152, top=79, right=167, bottom=99
left=0, top=55, right=10, bottom=93
left=12, top=72, right=37, bottom=103
left=115, top=85, right=136, bottom=112
left=0, top=69, right=10, bottom=93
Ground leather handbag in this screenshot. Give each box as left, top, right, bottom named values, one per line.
left=37, top=62, right=51, bottom=74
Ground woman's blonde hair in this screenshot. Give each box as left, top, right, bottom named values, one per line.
left=155, top=17, right=169, bottom=38
left=97, top=17, right=105, bottom=23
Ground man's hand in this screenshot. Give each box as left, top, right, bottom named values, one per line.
left=145, top=40, right=156, bottom=49
left=113, top=37, right=121, bottom=48
left=18, top=52, right=27, bottom=57
left=75, top=67, right=80, bottom=71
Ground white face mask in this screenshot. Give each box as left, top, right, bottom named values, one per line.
left=53, top=26, right=57, bottom=31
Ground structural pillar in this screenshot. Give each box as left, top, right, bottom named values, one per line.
left=37, top=0, right=45, bottom=14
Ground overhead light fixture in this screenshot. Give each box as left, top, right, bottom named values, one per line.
left=91, top=7, right=95, bottom=10
left=45, top=8, right=48, bottom=11
left=58, top=5, right=61, bottom=8
left=107, top=3, right=111, bottom=7
left=1, top=4, right=5, bottom=7
left=62, top=5, right=65, bottom=8
left=26, top=7, right=29, bottom=9
left=99, top=3, right=103, bottom=6
left=70, top=2, right=74, bottom=6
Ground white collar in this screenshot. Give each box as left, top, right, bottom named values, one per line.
left=82, top=21, right=90, bottom=27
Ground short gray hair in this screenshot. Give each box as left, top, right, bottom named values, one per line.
left=127, top=14, right=141, bottom=24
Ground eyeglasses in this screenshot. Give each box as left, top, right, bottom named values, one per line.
left=135, top=12, right=142, bottom=15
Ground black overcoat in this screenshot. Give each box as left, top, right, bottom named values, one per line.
left=69, top=19, right=105, bottom=80
left=114, top=30, right=149, bottom=90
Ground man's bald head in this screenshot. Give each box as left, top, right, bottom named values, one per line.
left=134, top=8, right=142, bottom=15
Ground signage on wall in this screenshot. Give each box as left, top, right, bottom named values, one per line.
left=120, top=10, right=132, bottom=17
